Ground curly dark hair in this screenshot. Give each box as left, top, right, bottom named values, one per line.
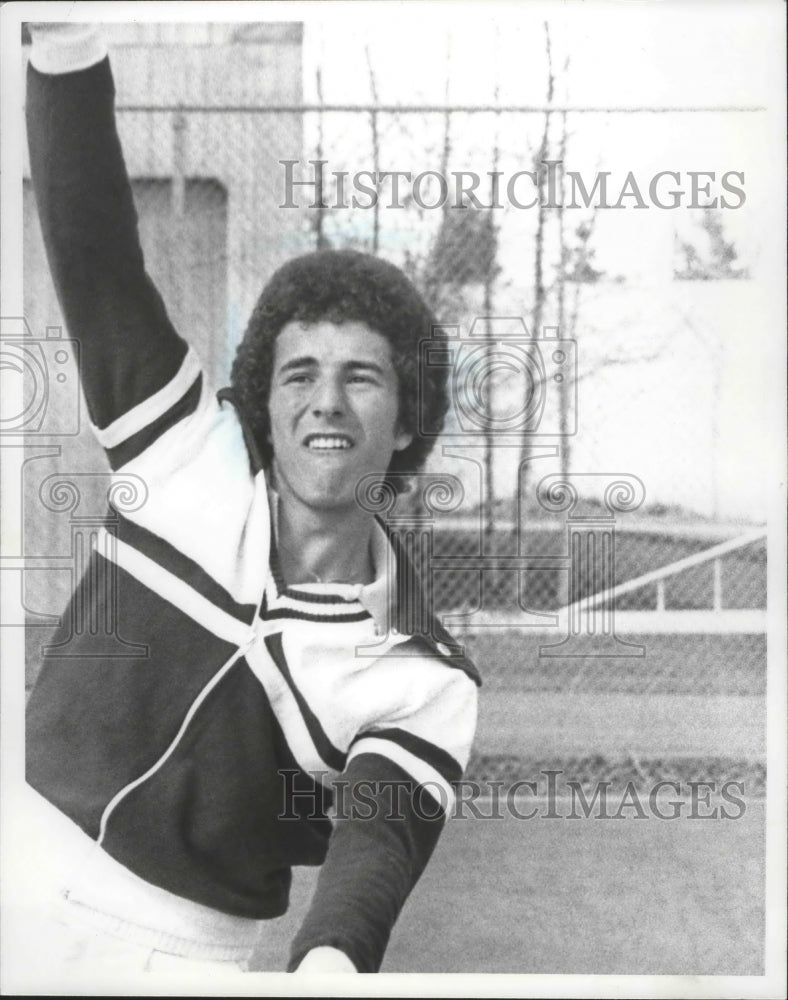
left=230, top=249, right=449, bottom=488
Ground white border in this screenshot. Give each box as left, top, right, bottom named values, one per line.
left=1, top=3, right=785, bottom=998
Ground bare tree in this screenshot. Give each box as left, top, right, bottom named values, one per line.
left=674, top=208, right=750, bottom=281
left=555, top=91, right=570, bottom=478
left=403, top=35, right=470, bottom=319
left=312, top=65, right=329, bottom=250
left=364, top=45, right=381, bottom=254
left=671, top=210, right=749, bottom=516
left=518, top=21, right=555, bottom=507
left=482, top=33, right=502, bottom=542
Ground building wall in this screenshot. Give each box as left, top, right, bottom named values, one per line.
left=24, top=23, right=305, bottom=378
left=21, top=25, right=304, bottom=627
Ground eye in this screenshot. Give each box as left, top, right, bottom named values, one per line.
left=284, top=372, right=311, bottom=385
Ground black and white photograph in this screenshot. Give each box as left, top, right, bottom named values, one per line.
left=1, top=2, right=785, bottom=996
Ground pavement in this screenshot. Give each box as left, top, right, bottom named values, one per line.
left=475, top=692, right=765, bottom=758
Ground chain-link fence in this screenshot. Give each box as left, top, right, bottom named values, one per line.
left=21, top=99, right=768, bottom=583
left=17, top=31, right=767, bottom=782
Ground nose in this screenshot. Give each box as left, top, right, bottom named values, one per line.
left=310, top=374, right=346, bottom=418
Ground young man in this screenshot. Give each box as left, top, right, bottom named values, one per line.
left=22, top=23, right=479, bottom=978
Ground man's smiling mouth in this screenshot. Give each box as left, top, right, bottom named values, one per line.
left=303, top=434, right=355, bottom=450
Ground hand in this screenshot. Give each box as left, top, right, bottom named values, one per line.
left=26, top=23, right=103, bottom=49
left=25, top=22, right=106, bottom=74
left=26, top=23, right=94, bottom=37
left=294, top=946, right=358, bottom=973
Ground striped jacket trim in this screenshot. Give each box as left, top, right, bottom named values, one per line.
left=92, top=346, right=201, bottom=449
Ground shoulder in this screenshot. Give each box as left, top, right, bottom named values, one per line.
left=380, top=521, right=481, bottom=688
left=386, top=631, right=481, bottom=688
left=369, top=635, right=480, bottom=730
left=348, top=634, right=479, bottom=792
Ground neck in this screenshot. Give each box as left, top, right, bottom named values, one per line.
left=274, top=488, right=376, bottom=587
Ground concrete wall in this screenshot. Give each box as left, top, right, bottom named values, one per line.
left=20, top=25, right=304, bottom=630
left=24, top=23, right=305, bottom=379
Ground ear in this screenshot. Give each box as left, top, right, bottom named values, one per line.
left=393, top=426, right=413, bottom=453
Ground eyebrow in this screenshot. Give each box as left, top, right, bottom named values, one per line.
left=276, top=356, right=388, bottom=377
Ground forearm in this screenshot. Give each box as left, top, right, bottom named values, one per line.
left=26, top=25, right=191, bottom=444
left=288, top=754, right=445, bottom=973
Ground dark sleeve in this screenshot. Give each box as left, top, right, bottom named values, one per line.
left=26, top=54, right=200, bottom=465
left=287, top=752, right=447, bottom=973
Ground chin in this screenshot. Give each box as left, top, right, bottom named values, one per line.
left=302, top=487, right=357, bottom=511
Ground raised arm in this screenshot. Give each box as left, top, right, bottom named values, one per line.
left=26, top=24, right=201, bottom=468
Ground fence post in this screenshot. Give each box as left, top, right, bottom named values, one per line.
left=712, top=557, right=723, bottom=611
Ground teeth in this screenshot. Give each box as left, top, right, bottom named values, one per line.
left=307, top=436, right=352, bottom=450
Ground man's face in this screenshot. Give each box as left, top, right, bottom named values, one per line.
left=268, top=319, right=412, bottom=510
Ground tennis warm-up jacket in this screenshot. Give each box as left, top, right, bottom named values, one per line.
left=25, top=33, right=480, bottom=974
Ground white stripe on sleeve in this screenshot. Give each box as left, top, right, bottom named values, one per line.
left=347, top=736, right=455, bottom=816
left=98, top=528, right=254, bottom=648
left=90, top=347, right=202, bottom=450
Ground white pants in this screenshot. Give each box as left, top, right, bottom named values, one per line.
left=2, top=787, right=258, bottom=992
left=5, top=900, right=250, bottom=990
